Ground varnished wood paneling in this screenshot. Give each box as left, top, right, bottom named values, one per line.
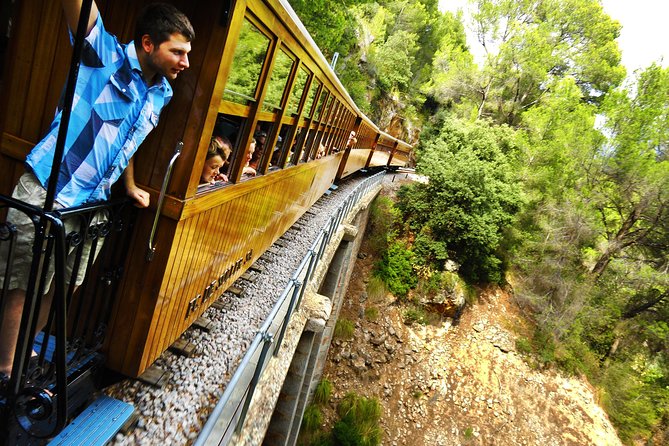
left=107, top=155, right=340, bottom=376
left=339, top=149, right=372, bottom=179
left=1, top=0, right=411, bottom=379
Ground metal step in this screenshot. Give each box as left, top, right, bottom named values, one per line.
left=47, top=395, right=134, bottom=446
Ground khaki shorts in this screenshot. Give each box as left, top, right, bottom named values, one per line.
left=0, top=172, right=106, bottom=292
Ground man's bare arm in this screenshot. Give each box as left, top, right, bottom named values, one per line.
left=62, top=0, right=99, bottom=36
left=123, top=158, right=150, bottom=208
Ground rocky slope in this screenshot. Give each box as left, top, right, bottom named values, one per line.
left=318, top=227, right=623, bottom=446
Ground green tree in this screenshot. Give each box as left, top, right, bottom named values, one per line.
left=398, top=116, right=522, bottom=282
left=448, top=0, right=626, bottom=125
left=590, top=64, right=669, bottom=276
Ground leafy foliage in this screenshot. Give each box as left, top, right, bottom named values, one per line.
left=397, top=116, right=522, bottom=282
left=290, top=1, right=669, bottom=441
left=374, top=242, right=417, bottom=299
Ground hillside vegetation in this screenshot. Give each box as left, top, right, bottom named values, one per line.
left=290, top=0, right=669, bottom=443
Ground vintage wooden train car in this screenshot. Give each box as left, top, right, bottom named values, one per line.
left=0, top=0, right=412, bottom=441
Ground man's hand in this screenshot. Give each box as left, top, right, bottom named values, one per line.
left=126, top=185, right=150, bottom=208
left=123, top=157, right=149, bottom=207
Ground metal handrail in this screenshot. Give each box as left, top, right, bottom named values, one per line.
left=44, top=0, right=94, bottom=212
left=147, top=141, right=183, bottom=261
left=195, top=171, right=384, bottom=446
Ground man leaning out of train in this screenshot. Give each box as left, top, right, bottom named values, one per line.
left=0, top=0, right=194, bottom=382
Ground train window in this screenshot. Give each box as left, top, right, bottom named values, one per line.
left=262, top=49, right=294, bottom=113
left=223, top=18, right=271, bottom=105
left=251, top=120, right=274, bottom=173
left=286, top=68, right=309, bottom=116
left=304, top=81, right=320, bottom=118
left=315, top=90, right=329, bottom=121
left=288, top=126, right=304, bottom=165
left=212, top=114, right=244, bottom=178
left=270, top=123, right=292, bottom=170
left=323, top=96, right=335, bottom=124
left=302, top=127, right=318, bottom=162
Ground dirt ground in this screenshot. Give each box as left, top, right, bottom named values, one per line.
left=317, top=181, right=623, bottom=446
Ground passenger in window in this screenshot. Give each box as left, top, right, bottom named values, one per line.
left=347, top=130, right=358, bottom=148
left=200, top=137, right=229, bottom=185
left=316, top=143, right=326, bottom=159
left=249, top=131, right=266, bottom=170
left=242, top=138, right=257, bottom=177
left=214, top=135, right=232, bottom=175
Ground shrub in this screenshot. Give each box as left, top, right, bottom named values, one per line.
left=396, top=117, right=522, bottom=284
left=364, top=306, right=379, bottom=321
left=599, top=362, right=661, bottom=442
left=334, top=319, right=355, bottom=340
left=515, top=337, right=532, bottom=355
left=374, top=242, right=417, bottom=299
left=366, top=276, right=387, bottom=303
left=302, top=404, right=323, bottom=433
left=333, top=393, right=383, bottom=446
left=404, top=306, right=428, bottom=325
left=313, top=379, right=333, bottom=406
left=368, top=196, right=400, bottom=256
left=533, top=328, right=556, bottom=366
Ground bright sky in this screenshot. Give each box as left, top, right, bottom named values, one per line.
left=438, top=0, right=669, bottom=74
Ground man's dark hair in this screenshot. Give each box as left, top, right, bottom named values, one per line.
left=135, top=2, right=195, bottom=46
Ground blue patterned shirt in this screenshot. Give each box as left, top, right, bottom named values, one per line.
left=26, top=13, right=173, bottom=208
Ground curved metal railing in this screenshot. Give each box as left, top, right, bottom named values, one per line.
left=195, top=170, right=384, bottom=446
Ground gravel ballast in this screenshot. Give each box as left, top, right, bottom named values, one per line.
left=108, top=172, right=385, bottom=445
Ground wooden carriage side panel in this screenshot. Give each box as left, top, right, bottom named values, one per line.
left=339, top=149, right=373, bottom=179
left=110, top=156, right=339, bottom=376
left=1, top=0, right=40, bottom=140
left=0, top=0, right=46, bottom=193
left=22, top=2, right=66, bottom=142
left=103, top=211, right=179, bottom=375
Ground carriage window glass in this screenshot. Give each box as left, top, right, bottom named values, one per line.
left=323, top=96, right=335, bottom=124
left=289, top=126, right=306, bottom=165
left=286, top=68, right=309, bottom=116
left=315, top=90, right=328, bottom=121
left=262, top=49, right=294, bottom=113
left=223, top=18, right=270, bottom=105
left=303, top=81, right=319, bottom=118
left=270, top=123, right=292, bottom=169
left=250, top=121, right=274, bottom=173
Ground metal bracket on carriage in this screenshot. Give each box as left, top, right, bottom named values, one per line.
left=186, top=295, right=201, bottom=318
